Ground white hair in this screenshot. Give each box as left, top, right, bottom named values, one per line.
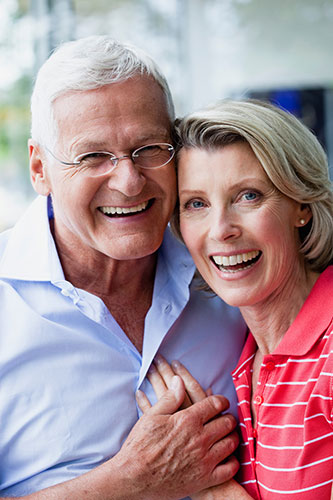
left=31, top=35, right=175, bottom=147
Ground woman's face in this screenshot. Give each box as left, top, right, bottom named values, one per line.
left=178, top=142, right=309, bottom=308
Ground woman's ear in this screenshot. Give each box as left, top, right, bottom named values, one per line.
left=28, top=139, right=51, bottom=196
left=295, top=203, right=312, bottom=227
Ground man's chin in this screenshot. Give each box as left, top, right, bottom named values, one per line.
left=101, top=234, right=164, bottom=261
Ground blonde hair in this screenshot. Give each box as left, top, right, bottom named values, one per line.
left=172, top=99, right=333, bottom=273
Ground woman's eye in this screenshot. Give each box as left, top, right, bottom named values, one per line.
left=184, top=199, right=205, bottom=210
left=242, top=191, right=259, bottom=202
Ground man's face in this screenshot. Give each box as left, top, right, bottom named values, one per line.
left=32, top=76, right=177, bottom=263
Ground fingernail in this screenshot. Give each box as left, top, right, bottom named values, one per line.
left=212, top=396, right=223, bottom=412
left=135, top=390, right=144, bottom=402
left=154, top=354, right=163, bottom=365
left=171, top=360, right=180, bottom=369
left=171, top=375, right=179, bottom=391
left=148, top=364, right=156, bottom=374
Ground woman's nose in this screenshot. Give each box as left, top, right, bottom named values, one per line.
left=208, top=210, right=241, bottom=242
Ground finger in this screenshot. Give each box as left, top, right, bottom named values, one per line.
left=154, top=355, right=192, bottom=409
left=135, top=389, right=152, bottom=414
left=203, top=414, right=237, bottom=449
left=210, top=456, right=240, bottom=489
left=148, top=375, right=186, bottom=416
left=185, top=394, right=230, bottom=426
left=171, top=360, right=207, bottom=403
left=154, top=354, right=176, bottom=387
left=147, top=363, right=168, bottom=399
left=207, top=429, right=239, bottom=463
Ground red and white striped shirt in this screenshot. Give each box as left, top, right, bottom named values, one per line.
left=232, top=266, right=333, bottom=499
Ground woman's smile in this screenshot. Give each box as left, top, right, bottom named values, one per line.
left=178, top=142, right=306, bottom=308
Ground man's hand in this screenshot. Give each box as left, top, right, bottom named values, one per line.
left=121, top=374, right=240, bottom=500
left=0, top=371, right=238, bottom=500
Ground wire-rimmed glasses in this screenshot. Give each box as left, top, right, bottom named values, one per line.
left=44, top=143, right=175, bottom=177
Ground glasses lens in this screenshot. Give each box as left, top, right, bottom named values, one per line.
left=76, top=152, right=115, bottom=176
left=134, top=144, right=174, bottom=169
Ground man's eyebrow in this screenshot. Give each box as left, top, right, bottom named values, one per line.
left=72, top=142, right=111, bottom=152
left=72, top=131, right=172, bottom=153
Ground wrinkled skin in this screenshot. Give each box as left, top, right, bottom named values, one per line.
left=137, top=355, right=254, bottom=500
left=12, top=383, right=239, bottom=500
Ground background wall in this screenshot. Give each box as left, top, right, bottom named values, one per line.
left=1, top=0, right=332, bottom=230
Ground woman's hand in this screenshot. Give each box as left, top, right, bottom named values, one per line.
left=136, top=356, right=254, bottom=500
left=191, top=481, right=254, bottom=500
left=137, top=354, right=211, bottom=412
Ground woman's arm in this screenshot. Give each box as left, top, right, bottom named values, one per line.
left=191, top=481, right=253, bottom=500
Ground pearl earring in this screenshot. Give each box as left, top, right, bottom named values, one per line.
left=299, top=218, right=305, bottom=225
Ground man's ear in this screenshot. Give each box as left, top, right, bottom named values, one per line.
left=28, top=139, right=51, bottom=196
left=295, top=203, right=312, bottom=227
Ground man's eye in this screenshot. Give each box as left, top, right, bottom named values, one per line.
left=138, top=145, right=161, bottom=157
left=81, top=153, right=110, bottom=162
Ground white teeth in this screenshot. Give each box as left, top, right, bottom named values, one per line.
left=213, top=255, right=223, bottom=265
left=212, top=250, right=260, bottom=268
left=100, top=201, right=148, bottom=215
left=229, top=255, right=237, bottom=266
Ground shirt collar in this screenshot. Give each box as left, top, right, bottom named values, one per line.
left=156, top=224, right=195, bottom=291
left=0, top=195, right=64, bottom=282
left=274, top=266, right=333, bottom=356
left=234, top=266, right=333, bottom=375
left=0, top=195, right=195, bottom=287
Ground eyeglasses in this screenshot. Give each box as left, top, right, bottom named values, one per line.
left=44, top=143, right=175, bottom=177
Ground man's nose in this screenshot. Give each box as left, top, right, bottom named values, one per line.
left=106, top=157, right=146, bottom=196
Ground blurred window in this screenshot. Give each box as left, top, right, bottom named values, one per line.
left=1, top=0, right=332, bottom=229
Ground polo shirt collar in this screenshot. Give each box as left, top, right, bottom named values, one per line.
left=233, top=266, right=333, bottom=380
left=238, top=266, right=333, bottom=365
left=274, top=266, right=333, bottom=356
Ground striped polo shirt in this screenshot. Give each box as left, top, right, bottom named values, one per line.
left=232, top=266, right=333, bottom=499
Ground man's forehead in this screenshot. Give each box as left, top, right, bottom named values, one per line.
left=53, top=83, right=170, bottom=129
left=53, top=75, right=167, bottom=108
left=52, top=83, right=172, bottom=152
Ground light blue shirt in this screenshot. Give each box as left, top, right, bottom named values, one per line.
left=0, top=195, right=246, bottom=497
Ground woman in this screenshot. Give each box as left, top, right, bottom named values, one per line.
left=137, top=99, right=333, bottom=499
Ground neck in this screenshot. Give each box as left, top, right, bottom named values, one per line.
left=240, top=267, right=319, bottom=355
left=51, top=220, right=158, bottom=353
left=61, top=248, right=157, bottom=300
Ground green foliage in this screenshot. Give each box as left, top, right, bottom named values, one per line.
left=0, top=74, right=31, bottom=182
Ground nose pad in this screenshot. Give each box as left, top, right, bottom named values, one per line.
left=111, top=155, right=131, bottom=168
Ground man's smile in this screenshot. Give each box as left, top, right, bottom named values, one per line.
left=98, top=199, right=153, bottom=217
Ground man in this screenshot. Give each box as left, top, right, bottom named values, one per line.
left=0, top=36, right=246, bottom=499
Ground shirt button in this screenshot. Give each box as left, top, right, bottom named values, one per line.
left=254, top=395, right=264, bottom=405
left=265, top=361, right=275, bottom=371
left=164, top=304, right=172, bottom=313
left=252, top=429, right=258, bottom=438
